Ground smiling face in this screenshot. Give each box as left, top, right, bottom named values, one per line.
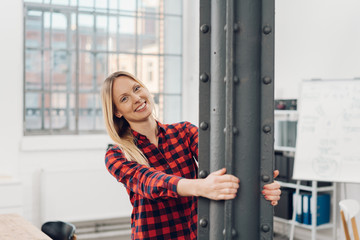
left=112, top=75, right=153, bottom=124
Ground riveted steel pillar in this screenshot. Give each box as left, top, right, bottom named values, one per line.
left=198, top=0, right=275, bottom=239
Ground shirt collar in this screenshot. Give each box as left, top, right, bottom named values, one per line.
left=131, top=120, right=166, bottom=141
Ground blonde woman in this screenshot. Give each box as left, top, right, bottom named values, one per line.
left=101, top=71, right=281, bottom=240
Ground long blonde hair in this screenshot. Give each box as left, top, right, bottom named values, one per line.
left=101, top=71, right=150, bottom=166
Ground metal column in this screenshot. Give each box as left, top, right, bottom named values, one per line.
left=198, top=0, right=275, bottom=239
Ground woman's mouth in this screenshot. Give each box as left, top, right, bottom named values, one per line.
left=135, top=102, right=147, bottom=112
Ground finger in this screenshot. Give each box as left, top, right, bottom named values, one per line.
left=217, top=174, right=240, bottom=183
left=273, top=170, right=279, bottom=179
left=215, top=194, right=237, bottom=201
left=271, top=201, right=278, bottom=206
left=264, top=195, right=280, bottom=201
left=214, top=182, right=240, bottom=190
left=262, top=189, right=281, bottom=197
left=211, top=168, right=227, bottom=176
left=263, top=181, right=280, bottom=190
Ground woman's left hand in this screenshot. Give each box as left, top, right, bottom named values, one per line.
left=262, top=170, right=281, bottom=206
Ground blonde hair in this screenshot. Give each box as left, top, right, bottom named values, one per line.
left=101, top=71, right=150, bottom=166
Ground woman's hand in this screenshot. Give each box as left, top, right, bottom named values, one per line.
left=177, top=168, right=240, bottom=200
left=262, top=170, right=281, bottom=206
left=198, top=168, right=240, bottom=200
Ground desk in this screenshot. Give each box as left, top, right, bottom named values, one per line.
left=0, top=214, right=51, bottom=240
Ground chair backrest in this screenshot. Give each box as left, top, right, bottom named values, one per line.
left=340, top=199, right=360, bottom=220
left=339, top=199, right=360, bottom=240
left=41, top=221, right=76, bottom=240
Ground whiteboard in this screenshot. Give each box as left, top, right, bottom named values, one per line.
left=293, top=79, right=360, bottom=183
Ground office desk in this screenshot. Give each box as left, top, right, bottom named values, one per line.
left=0, top=214, right=51, bottom=240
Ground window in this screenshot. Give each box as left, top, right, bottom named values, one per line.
left=24, top=0, right=182, bottom=135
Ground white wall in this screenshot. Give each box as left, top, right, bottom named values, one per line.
left=275, top=0, right=360, bottom=99
left=182, top=0, right=199, bottom=125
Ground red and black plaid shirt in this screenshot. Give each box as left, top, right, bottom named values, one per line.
left=105, top=121, right=198, bottom=240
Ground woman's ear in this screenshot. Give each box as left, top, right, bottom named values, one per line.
left=114, top=111, right=122, bottom=119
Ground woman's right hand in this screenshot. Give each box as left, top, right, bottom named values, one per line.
left=198, top=168, right=240, bottom=200
left=177, top=168, right=240, bottom=200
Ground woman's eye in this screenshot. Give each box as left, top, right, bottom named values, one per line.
left=134, top=85, right=141, bottom=92
left=120, top=96, right=128, bottom=102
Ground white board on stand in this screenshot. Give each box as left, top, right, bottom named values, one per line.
left=293, top=79, right=360, bottom=183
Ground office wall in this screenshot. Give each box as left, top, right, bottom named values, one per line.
left=275, top=0, right=360, bottom=99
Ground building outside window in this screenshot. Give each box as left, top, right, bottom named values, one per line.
left=24, top=0, right=182, bottom=135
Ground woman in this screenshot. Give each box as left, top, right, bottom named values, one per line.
left=101, top=71, right=281, bottom=240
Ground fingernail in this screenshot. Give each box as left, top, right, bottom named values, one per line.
left=261, top=190, right=265, bottom=195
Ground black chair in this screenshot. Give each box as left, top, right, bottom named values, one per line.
left=41, top=221, right=77, bottom=240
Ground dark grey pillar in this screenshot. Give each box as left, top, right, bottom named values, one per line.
left=198, top=0, right=275, bottom=239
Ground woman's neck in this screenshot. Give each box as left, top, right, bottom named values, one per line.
left=129, top=116, right=158, bottom=141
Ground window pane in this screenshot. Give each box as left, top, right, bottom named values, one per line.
left=49, top=93, right=70, bottom=130
left=95, top=94, right=104, bottom=130
left=51, top=0, right=69, bottom=6
left=164, top=56, right=181, bottom=94
left=119, top=54, right=135, bottom=74
left=108, top=16, right=117, bottom=52
left=25, top=50, right=42, bottom=90
left=138, top=17, right=159, bottom=54
left=164, top=16, right=181, bottom=54
left=108, top=53, right=118, bottom=75
left=96, top=15, right=107, bottom=51
left=79, top=93, right=95, bottom=130
left=25, top=92, right=42, bottom=130
left=44, top=12, right=51, bottom=48
left=163, top=94, right=181, bottom=124
left=44, top=50, right=51, bottom=90
left=95, top=0, right=107, bottom=9
left=119, top=16, right=136, bottom=52
left=79, top=0, right=94, bottom=8
left=119, top=0, right=136, bottom=12
left=137, top=0, right=159, bottom=14
left=53, top=51, right=73, bottom=91
left=136, top=55, right=160, bottom=93
left=79, top=52, right=94, bottom=90
left=26, top=10, right=42, bottom=48
left=96, top=53, right=107, bottom=89
left=164, top=0, right=182, bottom=15
left=79, top=14, right=94, bottom=50
left=52, top=12, right=68, bottom=49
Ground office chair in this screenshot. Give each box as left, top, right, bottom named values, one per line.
left=41, top=221, right=77, bottom=240
left=339, top=199, right=359, bottom=240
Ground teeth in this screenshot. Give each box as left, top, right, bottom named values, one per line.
left=136, top=102, right=146, bottom=111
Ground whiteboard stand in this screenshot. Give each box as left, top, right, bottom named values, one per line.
left=288, top=180, right=337, bottom=240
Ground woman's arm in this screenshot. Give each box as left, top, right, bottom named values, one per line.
left=105, top=146, right=182, bottom=200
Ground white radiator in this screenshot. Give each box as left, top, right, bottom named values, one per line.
left=40, top=168, right=132, bottom=240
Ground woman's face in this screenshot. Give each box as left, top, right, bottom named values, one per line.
left=112, top=75, right=153, bottom=123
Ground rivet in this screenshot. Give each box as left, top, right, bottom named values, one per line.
left=262, top=175, right=270, bottom=182
left=200, top=73, right=209, bottom=82
left=234, top=75, right=239, bottom=84
left=234, top=23, right=239, bottom=32
left=199, top=170, right=208, bottom=179
left=199, top=218, right=208, bottom=228
left=223, top=228, right=237, bottom=237
left=261, top=224, right=270, bottom=232
left=263, top=125, right=271, bottom=133
left=262, top=76, right=272, bottom=84
left=233, top=127, right=239, bottom=135
left=200, top=24, right=210, bottom=33
left=200, top=122, right=209, bottom=130
left=263, top=25, right=272, bottom=35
